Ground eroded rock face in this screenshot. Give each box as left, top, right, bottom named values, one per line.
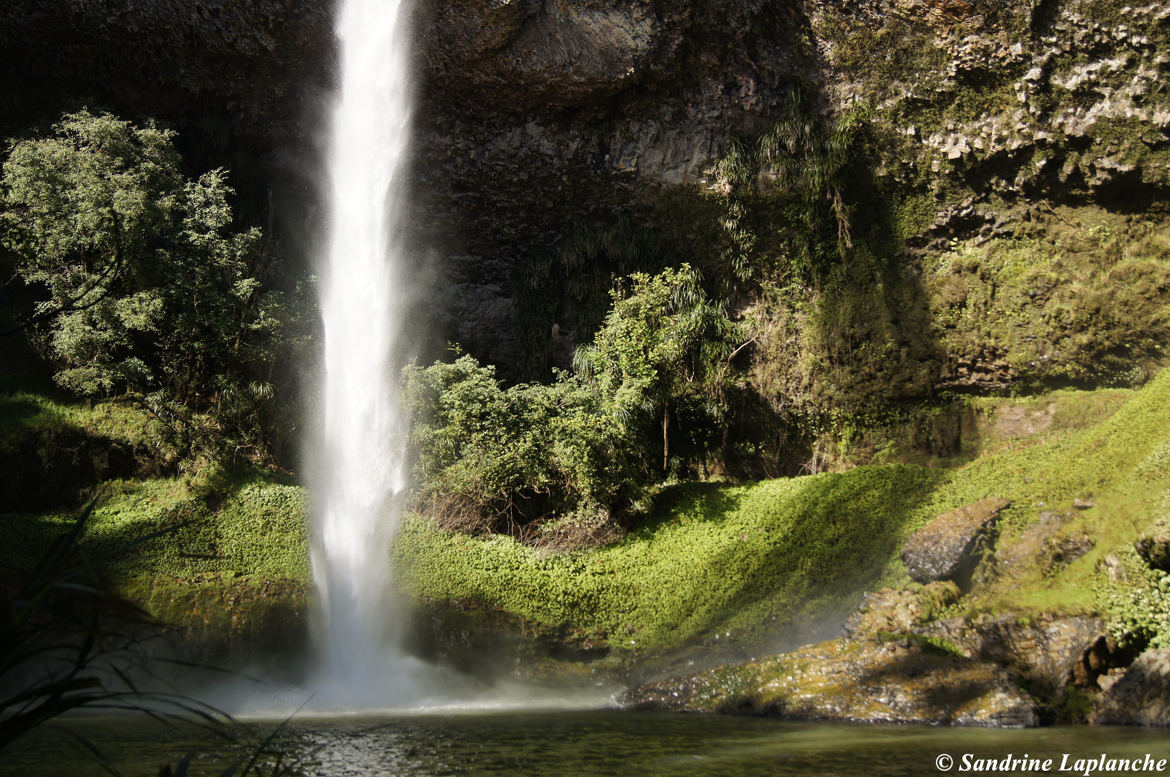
left=0, top=0, right=332, bottom=157
left=0, top=0, right=814, bottom=365
left=419, top=0, right=689, bottom=112
left=621, top=638, right=1038, bottom=727
left=901, top=498, right=1010, bottom=585
left=921, top=613, right=1107, bottom=695
left=841, top=582, right=961, bottom=640
left=1090, top=648, right=1170, bottom=726
left=4, top=0, right=1169, bottom=376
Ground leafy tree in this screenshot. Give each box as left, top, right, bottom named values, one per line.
left=0, top=110, right=289, bottom=458
left=404, top=265, right=740, bottom=540
left=574, top=264, right=741, bottom=474
left=403, top=354, right=614, bottom=533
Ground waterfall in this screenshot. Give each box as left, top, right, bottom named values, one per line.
left=311, top=0, right=417, bottom=704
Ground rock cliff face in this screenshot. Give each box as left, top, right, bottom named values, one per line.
left=3, top=0, right=1168, bottom=379
left=0, top=1, right=332, bottom=213
left=2, top=0, right=810, bottom=360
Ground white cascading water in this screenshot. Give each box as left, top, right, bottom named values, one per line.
left=299, top=0, right=613, bottom=715
left=312, top=0, right=417, bottom=705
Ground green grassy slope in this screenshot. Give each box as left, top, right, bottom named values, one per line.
left=2, top=367, right=1167, bottom=662
left=396, top=368, right=1170, bottom=655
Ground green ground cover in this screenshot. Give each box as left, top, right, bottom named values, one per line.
left=395, top=367, right=1170, bottom=655
left=2, top=367, right=1167, bottom=661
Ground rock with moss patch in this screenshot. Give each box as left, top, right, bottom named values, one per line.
left=993, top=510, right=1094, bottom=580
left=920, top=613, right=1106, bottom=697
left=1090, top=648, right=1170, bottom=726
left=621, top=638, right=1036, bottom=727
left=902, top=498, right=1010, bottom=584
left=842, top=582, right=961, bottom=640
left=1136, top=521, right=1170, bottom=572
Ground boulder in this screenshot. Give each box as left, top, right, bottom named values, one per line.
left=621, top=638, right=1037, bottom=727
left=1090, top=648, right=1170, bottom=726
left=901, top=498, right=1010, bottom=584
left=1136, top=522, right=1170, bottom=571
left=920, top=613, right=1107, bottom=695
left=842, top=582, right=961, bottom=640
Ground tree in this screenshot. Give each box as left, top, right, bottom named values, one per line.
left=0, top=110, right=287, bottom=458
left=573, top=264, right=740, bottom=474
left=403, top=266, right=741, bottom=540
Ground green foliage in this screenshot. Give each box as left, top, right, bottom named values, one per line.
left=397, top=366, right=1170, bottom=656
left=574, top=265, right=741, bottom=471
left=405, top=267, right=740, bottom=536
left=0, top=110, right=293, bottom=460
left=511, top=212, right=677, bottom=377
left=924, top=209, right=1170, bottom=388
left=0, top=390, right=168, bottom=455
left=710, top=93, right=871, bottom=284
left=403, top=354, right=605, bottom=531
left=0, top=474, right=310, bottom=582
left=1096, top=546, right=1170, bottom=652
left=394, top=463, right=941, bottom=654
left=911, top=366, right=1170, bottom=620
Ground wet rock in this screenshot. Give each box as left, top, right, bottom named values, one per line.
left=621, top=638, right=1037, bottom=727
left=842, top=582, right=961, bottom=640
left=901, top=498, right=1011, bottom=585
left=920, top=613, right=1106, bottom=695
left=1090, top=648, right=1170, bottom=726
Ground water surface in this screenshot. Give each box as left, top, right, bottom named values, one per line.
left=4, top=710, right=1169, bottom=776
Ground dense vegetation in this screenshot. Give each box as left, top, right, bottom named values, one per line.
left=0, top=110, right=306, bottom=462
left=3, top=0, right=1170, bottom=728
left=404, top=265, right=740, bottom=542
left=396, top=366, right=1170, bottom=661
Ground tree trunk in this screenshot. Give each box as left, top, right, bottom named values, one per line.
left=662, top=400, right=670, bottom=474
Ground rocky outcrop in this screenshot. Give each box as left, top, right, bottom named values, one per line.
left=842, top=584, right=1113, bottom=701
left=841, top=582, right=961, bottom=639
left=622, top=638, right=1038, bottom=727
left=4, top=0, right=1168, bottom=380
left=992, top=509, right=1095, bottom=581
left=1136, top=521, right=1170, bottom=572
left=1090, top=648, right=1170, bottom=726
left=901, top=498, right=1010, bottom=585
left=920, top=613, right=1108, bottom=696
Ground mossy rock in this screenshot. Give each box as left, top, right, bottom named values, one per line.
left=622, top=637, right=1038, bottom=727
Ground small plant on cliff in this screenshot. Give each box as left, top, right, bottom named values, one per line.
left=712, top=92, right=870, bottom=284
left=0, top=110, right=292, bottom=461
left=511, top=212, right=677, bottom=378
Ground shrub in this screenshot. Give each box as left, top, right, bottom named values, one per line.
left=0, top=110, right=294, bottom=460
left=404, top=266, right=741, bottom=539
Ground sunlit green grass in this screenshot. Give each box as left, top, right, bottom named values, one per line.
left=395, top=368, right=1170, bottom=653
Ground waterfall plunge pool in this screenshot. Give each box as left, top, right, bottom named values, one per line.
left=4, top=711, right=1167, bottom=776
